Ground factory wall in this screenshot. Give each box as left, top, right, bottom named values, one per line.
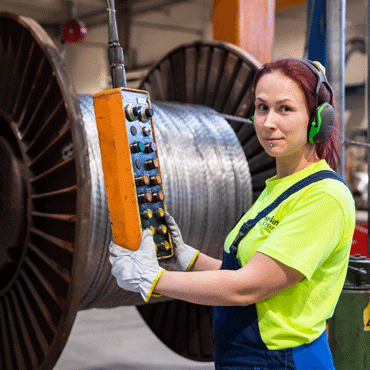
left=62, top=3, right=365, bottom=89
left=62, top=1, right=213, bottom=94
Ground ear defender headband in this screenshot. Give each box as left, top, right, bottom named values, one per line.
left=250, top=59, right=335, bottom=144
left=294, top=58, right=335, bottom=144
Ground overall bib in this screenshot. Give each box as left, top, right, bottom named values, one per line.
left=213, top=170, right=351, bottom=370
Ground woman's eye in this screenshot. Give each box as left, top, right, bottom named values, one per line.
left=281, top=106, right=292, bottom=112
left=257, top=104, right=268, bottom=111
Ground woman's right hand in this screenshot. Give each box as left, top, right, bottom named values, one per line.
left=163, top=212, right=199, bottom=272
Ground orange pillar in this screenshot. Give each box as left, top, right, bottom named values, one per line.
left=213, top=0, right=275, bottom=64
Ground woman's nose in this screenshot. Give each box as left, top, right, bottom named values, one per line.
left=263, top=112, right=277, bottom=129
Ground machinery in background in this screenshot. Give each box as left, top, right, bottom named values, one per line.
left=328, top=253, right=370, bottom=369
left=60, top=0, right=87, bottom=60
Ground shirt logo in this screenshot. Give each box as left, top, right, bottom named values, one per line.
left=262, top=215, right=279, bottom=231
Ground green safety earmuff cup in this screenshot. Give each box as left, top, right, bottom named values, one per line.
left=308, top=102, right=335, bottom=144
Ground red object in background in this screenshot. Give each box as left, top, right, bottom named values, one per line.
left=62, top=19, right=87, bottom=44
left=351, top=222, right=370, bottom=258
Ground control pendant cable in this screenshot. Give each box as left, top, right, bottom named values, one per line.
left=106, top=0, right=127, bottom=88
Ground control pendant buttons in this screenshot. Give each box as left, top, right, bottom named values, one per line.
left=141, top=209, right=153, bottom=219
left=158, top=241, right=170, bottom=251
left=150, top=175, right=162, bottom=186
left=125, top=104, right=139, bottom=121
left=144, top=108, right=154, bottom=118
left=133, top=106, right=154, bottom=122
left=120, top=91, right=172, bottom=258
left=154, top=208, right=165, bottom=219
left=157, top=224, right=167, bottom=235
left=135, top=175, right=150, bottom=187
left=145, top=158, right=160, bottom=170
left=144, top=142, right=157, bottom=153
left=130, top=141, right=144, bottom=153
left=138, top=192, right=152, bottom=204
left=152, top=191, right=164, bottom=202
left=135, top=159, right=143, bottom=169
left=142, top=127, right=151, bottom=136
left=130, top=126, right=137, bottom=135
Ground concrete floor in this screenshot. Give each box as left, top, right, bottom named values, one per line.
left=54, top=305, right=215, bottom=370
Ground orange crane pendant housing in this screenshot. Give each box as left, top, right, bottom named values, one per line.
left=93, top=87, right=172, bottom=258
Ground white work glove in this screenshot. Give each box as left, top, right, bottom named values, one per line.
left=109, top=229, right=166, bottom=303
left=164, top=212, right=199, bottom=272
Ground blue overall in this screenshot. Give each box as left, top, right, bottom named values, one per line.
left=213, top=170, right=351, bottom=370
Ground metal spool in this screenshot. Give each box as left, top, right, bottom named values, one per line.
left=137, top=41, right=276, bottom=361
left=0, top=13, right=273, bottom=369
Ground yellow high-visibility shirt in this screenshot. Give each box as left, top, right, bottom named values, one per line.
left=224, top=159, right=356, bottom=350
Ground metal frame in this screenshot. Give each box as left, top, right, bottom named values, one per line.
left=367, top=0, right=370, bottom=255
left=326, top=0, right=370, bottom=256
left=327, top=0, right=346, bottom=178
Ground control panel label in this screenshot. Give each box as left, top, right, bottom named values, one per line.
left=137, top=97, right=147, bottom=104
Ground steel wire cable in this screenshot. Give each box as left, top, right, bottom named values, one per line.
left=77, top=97, right=253, bottom=308
left=156, top=102, right=211, bottom=249
left=158, top=102, right=237, bottom=254
left=202, top=108, right=250, bottom=248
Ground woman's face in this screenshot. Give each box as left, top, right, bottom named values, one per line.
left=254, top=71, right=313, bottom=162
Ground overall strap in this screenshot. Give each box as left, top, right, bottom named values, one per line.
left=230, top=170, right=351, bottom=255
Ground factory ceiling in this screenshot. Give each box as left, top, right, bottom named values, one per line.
left=0, top=0, right=203, bottom=25
left=0, top=0, right=366, bottom=36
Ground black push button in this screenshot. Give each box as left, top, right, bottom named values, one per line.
left=138, top=192, right=152, bottom=204
left=145, top=108, right=154, bottom=118
left=150, top=175, right=162, bottom=186
left=145, top=158, right=159, bottom=170
left=144, top=142, right=157, bottom=153
left=135, top=159, right=143, bottom=169
left=135, top=175, right=150, bottom=187
left=152, top=191, right=164, bottom=202
left=130, top=126, right=137, bottom=135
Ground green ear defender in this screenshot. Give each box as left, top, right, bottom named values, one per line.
left=251, top=115, right=254, bottom=127
left=294, top=58, right=335, bottom=144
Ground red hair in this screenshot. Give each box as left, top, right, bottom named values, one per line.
left=252, top=59, right=340, bottom=171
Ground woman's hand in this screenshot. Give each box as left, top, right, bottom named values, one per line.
left=163, top=212, right=199, bottom=271
left=109, top=229, right=166, bottom=303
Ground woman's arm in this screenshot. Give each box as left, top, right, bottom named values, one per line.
left=154, top=251, right=304, bottom=306
left=188, top=251, right=222, bottom=271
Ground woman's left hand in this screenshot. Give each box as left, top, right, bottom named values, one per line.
left=109, top=229, right=166, bottom=303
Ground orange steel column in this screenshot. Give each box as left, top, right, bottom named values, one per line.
left=213, top=0, right=275, bottom=64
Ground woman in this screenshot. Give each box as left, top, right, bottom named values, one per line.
left=109, top=58, right=356, bottom=369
